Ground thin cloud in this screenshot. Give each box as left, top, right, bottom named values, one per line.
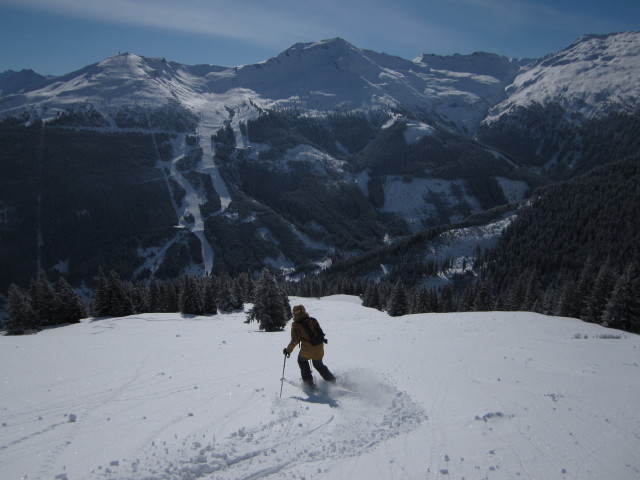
left=2, top=0, right=320, bottom=47
left=1, top=0, right=457, bottom=55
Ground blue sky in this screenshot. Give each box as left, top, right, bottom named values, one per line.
left=1, top=0, right=639, bottom=76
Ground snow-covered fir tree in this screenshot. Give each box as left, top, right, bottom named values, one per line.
left=180, top=275, right=204, bottom=315
left=246, top=269, right=291, bottom=331
left=30, top=269, right=57, bottom=327
left=582, top=264, right=617, bottom=323
left=602, top=263, right=640, bottom=333
left=5, top=284, right=40, bottom=335
left=386, top=282, right=409, bottom=317
left=362, top=282, right=383, bottom=310
left=54, top=277, right=85, bottom=324
left=202, top=277, right=218, bottom=315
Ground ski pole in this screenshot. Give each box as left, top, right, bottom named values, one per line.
left=279, top=354, right=288, bottom=398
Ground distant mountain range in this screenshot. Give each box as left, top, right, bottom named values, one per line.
left=1, top=31, right=639, bottom=293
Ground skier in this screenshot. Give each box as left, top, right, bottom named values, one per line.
left=283, top=304, right=335, bottom=388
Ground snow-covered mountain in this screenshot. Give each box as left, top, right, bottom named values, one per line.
left=477, top=31, right=640, bottom=176
left=1, top=295, right=639, bottom=480
left=3, top=33, right=640, bottom=136
left=485, top=32, right=640, bottom=124
left=0, top=38, right=523, bottom=134
left=0, top=32, right=639, bottom=291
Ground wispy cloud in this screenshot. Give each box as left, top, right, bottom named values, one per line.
left=0, top=0, right=457, bottom=53
left=3, top=0, right=633, bottom=62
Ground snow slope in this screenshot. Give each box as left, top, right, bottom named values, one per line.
left=2, top=295, right=639, bottom=480
left=485, top=31, right=640, bottom=124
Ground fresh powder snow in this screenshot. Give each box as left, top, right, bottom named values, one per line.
left=1, top=295, right=639, bottom=480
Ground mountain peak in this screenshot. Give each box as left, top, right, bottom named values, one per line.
left=275, top=37, right=360, bottom=61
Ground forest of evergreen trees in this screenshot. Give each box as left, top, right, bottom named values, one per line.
left=284, top=258, right=640, bottom=334
left=3, top=250, right=639, bottom=336
left=3, top=268, right=294, bottom=335
left=4, top=154, right=640, bottom=334
left=2, top=111, right=639, bottom=336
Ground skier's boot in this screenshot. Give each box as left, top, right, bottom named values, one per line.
left=302, top=377, right=317, bottom=393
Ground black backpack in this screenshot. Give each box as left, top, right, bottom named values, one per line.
left=301, top=317, right=327, bottom=345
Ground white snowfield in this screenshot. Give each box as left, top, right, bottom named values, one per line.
left=485, top=32, right=640, bottom=124
left=1, top=295, right=639, bottom=480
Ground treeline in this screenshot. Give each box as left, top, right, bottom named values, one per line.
left=283, top=260, right=640, bottom=333
left=88, top=269, right=251, bottom=318
left=3, top=268, right=294, bottom=335
left=5, top=258, right=638, bottom=336
left=5, top=270, right=86, bottom=335
left=4, top=269, right=251, bottom=335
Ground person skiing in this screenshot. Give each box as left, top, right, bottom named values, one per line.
left=283, top=304, right=335, bottom=388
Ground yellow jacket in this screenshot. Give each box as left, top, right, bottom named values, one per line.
left=285, top=314, right=324, bottom=360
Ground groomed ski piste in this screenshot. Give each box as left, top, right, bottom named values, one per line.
left=1, top=295, right=639, bottom=480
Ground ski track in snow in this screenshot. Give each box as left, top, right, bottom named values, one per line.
left=102, top=369, right=426, bottom=480
left=2, top=298, right=639, bottom=480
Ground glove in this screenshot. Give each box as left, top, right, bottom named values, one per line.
left=283, top=348, right=290, bottom=358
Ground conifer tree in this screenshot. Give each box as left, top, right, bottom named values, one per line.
left=231, top=279, right=245, bottom=310
left=215, top=272, right=240, bottom=312
left=460, top=283, right=476, bottom=311
left=472, top=278, right=493, bottom=312
left=163, top=281, right=179, bottom=312
left=440, top=285, right=455, bottom=313
left=105, top=271, right=135, bottom=317
left=54, top=277, right=85, bottom=324
left=541, top=284, right=560, bottom=315
left=235, top=272, right=254, bottom=303
left=180, top=275, right=204, bottom=315
left=5, top=284, right=40, bottom=334
left=362, top=282, right=383, bottom=310
left=31, top=269, right=58, bottom=326
left=583, top=264, right=617, bottom=323
left=148, top=279, right=163, bottom=312
left=556, top=278, right=580, bottom=318
left=202, top=277, right=218, bottom=315
left=576, top=257, right=596, bottom=318
left=387, top=282, right=408, bottom=317
left=89, top=268, right=109, bottom=317
left=411, top=286, right=433, bottom=314
left=504, top=274, right=526, bottom=311
left=246, top=269, right=290, bottom=331
left=429, top=288, right=439, bottom=313
left=522, top=270, right=542, bottom=313
left=127, top=281, right=148, bottom=314
left=602, top=263, right=640, bottom=332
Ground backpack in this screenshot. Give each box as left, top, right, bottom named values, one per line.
left=301, top=317, right=327, bottom=346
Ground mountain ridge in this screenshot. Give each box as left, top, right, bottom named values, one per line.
left=0, top=31, right=639, bottom=294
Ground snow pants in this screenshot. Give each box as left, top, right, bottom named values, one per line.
left=297, top=355, right=335, bottom=382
